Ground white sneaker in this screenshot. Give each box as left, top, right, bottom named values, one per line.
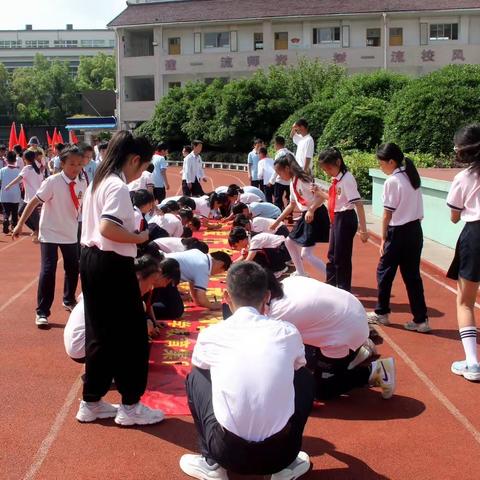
left=367, top=311, right=390, bottom=325
left=404, top=320, right=431, bottom=333
left=76, top=400, right=118, bottom=423
left=271, top=451, right=311, bottom=480
left=369, top=358, right=396, bottom=399
left=290, top=271, right=309, bottom=278
left=274, top=267, right=289, bottom=278
left=179, top=454, right=228, bottom=480
left=348, top=338, right=378, bottom=370
left=114, top=403, right=165, bottom=426
left=451, top=360, right=480, bottom=382
left=35, top=314, right=49, bottom=329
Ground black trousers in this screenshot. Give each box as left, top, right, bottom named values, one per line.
left=151, top=284, right=184, bottom=320
left=263, top=184, right=274, bottom=204
left=182, top=179, right=204, bottom=197
left=37, top=242, right=79, bottom=317
left=1, top=202, right=19, bottom=232
left=19, top=202, right=40, bottom=232
left=305, top=345, right=370, bottom=401
left=186, top=366, right=314, bottom=475
left=253, top=246, right=290, bottom=273
left=153, top=187, right=166, bottom=204
left=274, top=183, right=290, bottom=211
left=275, top=224, right=290, bottom=238
left=375, top=220, right=427, bottom=323
left=326, top=210, right=358, bottom=292
left=250, top=179, right=262, bottom=189
left=81, top=247, right=149, bottom=405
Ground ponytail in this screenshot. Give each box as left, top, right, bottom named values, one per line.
left=318, top=147, right=348, bottom=174
left=24, top=150, right=40, bottom=174
left=274, top=152, right=311, bottom=183
left=377, top=143, right=421, bottom=190
left=454, top=124, right=480, bottom=176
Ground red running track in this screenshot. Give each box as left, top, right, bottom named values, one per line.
left=0, top=167, right=479, bottom=480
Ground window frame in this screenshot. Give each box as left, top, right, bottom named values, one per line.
left=274, top=31, right=289, bottom=50
left=389, top=27, right=403, bottom=46
left=366, top=28, right=381, bottom=47
left=429, top=23, right=459, bottom=41
left=254, top=32, right=264, bottom=51
left=312, top=26, right=341, bottom=45
left=203, top=31, right=230, bottom=49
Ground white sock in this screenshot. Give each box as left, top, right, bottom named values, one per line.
left=285, top=237, right=305, bottom=275
left=460, top=327, right=478, bottom=367
left=301, top=247, right=326, bottom=277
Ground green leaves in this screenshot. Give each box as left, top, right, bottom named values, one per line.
left=76, top=53, right=116, bottom=91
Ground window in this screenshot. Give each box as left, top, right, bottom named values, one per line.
left=205, top=77, right=229, bottom=85
left=168, top=82, right=181, bottom=90
left=274, top=32, right=288, bottom=50
left=81, top=40, right=107, bottom=48
left=0, top=40, right=22, bottom=48
left=430, top=23, right=458, bottom=41
left=168, top=37, right=181, bottom=55
left=203, top=32, right=230, bottom=49
left=366, top=28, right=381, bottom=47
left=54, top=40, right=78, bottom=48
left=254, top=32, right=263, bottom=50
left=109, top=40, right=115, bottom=47
left=124, top=76, right=155, bottom=102
left=389, top=27, right=403, bottom=46
left=124, top=30, right=154, bottom=57
left=313, top=27, right=340, bottom=44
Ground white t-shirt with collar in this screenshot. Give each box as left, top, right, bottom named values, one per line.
left=165, top=249, right=212, bottom=291
left=271, top=148, right=292, bottom=186
left=192, top=306, right=305, bottom=442
left=64, top=294, right=86, bottom=359
left=290, top=177, right=316, bottom=213
left=20, top=165, right=44, bottom=203
left=249, top=232, right=286, bottom=251
left=81, top=173, right=137, bottom=258
left=293, top=133, right=314, bottom=169
left=36, top=171, right=87, bottom=244
left=333, top=171, right=361, bottom=212
left=258, top=157, right=275, bottom=186
left=153, top=237, right=186, bottom=253
left=383, top=167, right=423, bottom=226
left=446, top=168, right=480, bottom=222
left=149, top=212, right=183, bottom=238
left=128, top=171, right=154, bottom=192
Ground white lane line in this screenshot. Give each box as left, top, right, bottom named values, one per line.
left=22, top=377, right=82, bottom=480
left=214, top=169, right=246, bottom=186
left=0, top=235, right=27, bottom=253
left=376, top=325, right=480, bottom=445
left=0, top=276, right=38, bottom=314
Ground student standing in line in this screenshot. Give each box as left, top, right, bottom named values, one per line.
left=257, top=147, right=275, bottom=203
left=0, top=151, right=21, bottom=234
left=151, top=142, right=170, bottom=203
left=290, top=119, right=314, bottom=173
left=76, top=131, right=165, bottom=426
left=95, top=141, right=109, bottom=164
left=51, top=142, right=66, bottom=174
left=180, top=261, right=313, bottom=480
left=80, top=144, right=97, bottom=185
left=270, top=153, right=330, bottom=278
left=247, top=138, right=264, bottom=188
left=318, top=147, right=369, bottom=292
left=5, top=150, right=43, bottom=242
left=446, top=124, right=480, bottom=381
left=367, top=143, right=430, bottom=333
left=13, top=146, right=87, bottom=328
left=270, top=136, right=292, bottom=212
left=182, top=140, right=207, bottom=197
left=13, top=144, right=24, bottom=169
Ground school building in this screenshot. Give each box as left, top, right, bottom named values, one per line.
left=0, top=25, right=115, bottom=75
left=109, top=0, right=480, bottom=130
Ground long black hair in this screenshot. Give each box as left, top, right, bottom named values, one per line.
left=93, top=131, right=154, bottom=192
left=376, top=143, right=421, bottom=190
left=454, top=124, right=480, bottom=176
left=274, top=152, right=311, bottom=183
left=208, top=192, right=228, bottom=210
left=24, top=150, right=40, bottom=174
left=318, top=147, right=348, bottom=174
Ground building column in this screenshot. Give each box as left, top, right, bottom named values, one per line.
left=115, top=28, right=125, bottom=130
left=154, top=26, right=164, bottom=102
left=263, top=20, right=273, bottom=57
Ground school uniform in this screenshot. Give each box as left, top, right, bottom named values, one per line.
left=375, top=167, right=427, bottom=323
left=446, top=168, right=480, bottom=282
left=64, top=294, right=86, bottom=361
left=215, top=185, right=266, bottom=202
left=148, top=212, right=183, bottom=238
left=0, top=165, right=21, bottom=233
left=249, top=201, right=282, bottom=220
left=80, top=172, right=149, bottom=405
left=272, top=149, right=292, bottom=211
left=192, top=195, right=213, bottom=218
left=187, top=306, right=314, bottom=475
left=151, top=153, right=168, bottom=203
left=289, top=178, right=330, bottom=247
left=252, top=217, right=290, bottom=237
left=248, top=232, right=290, bottom=273
left=292, top=134, right=314, bottom=170
left=258, top=157, right=275, bottom=203
left=182, top=152, right=205, bottom=197
left=18, top=165, right=43, bottom=232
left=83, top=160, right=97, bottom=185
left=247, top=149, right=261, bottom=188
left=16, top=156, right=25, bottom=169
left=268, top=276, right=370, bottom=400
left=152, top=237, right=186, bottom=253
left=326, top=171, right=361, bottom=292
left=35, top=172, right=87, bottom=317
left=159, top=195, right=182, bottom=207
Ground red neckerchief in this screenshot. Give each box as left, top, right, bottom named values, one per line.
left=68, top=181, right=80, bottom=211
left=328, top=178, right=339, bottom=223
left=292, top=177, right=308, bottom=207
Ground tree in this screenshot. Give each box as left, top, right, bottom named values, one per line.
left=0, top=63, right=12, bottom=119
left=76, top=53, right=116, bottom=91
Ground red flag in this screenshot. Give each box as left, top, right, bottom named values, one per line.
left=46, top=131, right=52, bottom=147
left=69, top=130, right=79, bottom=144
left=57, top=131, right=64, bottom=144
left=18, top=125, right=28, bottom=149
left=8, top=122, right=18, bottom=151
left=52, top=127, right=58, bottom=146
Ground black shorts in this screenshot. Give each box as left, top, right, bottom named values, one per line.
left=447, top=220, right=480, bottom=282
left=289, top=205, right=330, bottom=247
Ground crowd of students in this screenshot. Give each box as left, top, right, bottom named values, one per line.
left=1, top=118, right=480, bottom=479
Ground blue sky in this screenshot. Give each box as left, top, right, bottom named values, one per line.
left=1, top=0, right=128, bottom=30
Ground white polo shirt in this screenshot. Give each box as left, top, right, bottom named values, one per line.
left=20, top=165, right=44, bottom=203
left=446, top=168, right=480, bottom=222
left=182, top=152, right=204, bottom=183
left=153, top=237, right=186, bottom=253
left=383, top=168, right=424, bottom=226
left=193, top=196, right=212, bottom=218
left=293, top=133, right=314, bottom=169
left=290, top=177, right=316, bottom=213
left=249, top=232, right=286, bottom=252
left=249, top=202, right=281, bottom=219
left=240, top=192, right=262, bottom=204
left=215, top=185, right=266, bottom=202
left=36, top=172, right=87, bottom=244
left=270, top=148, right=291, bottom=186
left=81, top=173, right=137, bottom=258
left=268, top=276, right=369, bottom=358
left=192, top=306, right=305, bottom=442
left=252, top=216, right=278, bottom=233
left=128, top=171, right=154, bottom=192
left=165, top=249, right=212, bottom=291
left=333, top=171, right=361, bottom=212
left=64, top=295, right=85, bottom=359
left=159, top=195, right=181, bottom=207
left=149, top=213, right=183, bottom=238
left=258, top=157, right=275, bottom=186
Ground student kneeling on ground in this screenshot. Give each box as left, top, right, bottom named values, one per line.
left=180, top=261, right=314, bottom=480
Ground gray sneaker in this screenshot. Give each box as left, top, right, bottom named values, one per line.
left=404, top=320, right=431, bottom=333
left=451, top=360, right=480, bottom=382
left=271, top=451, right=311, bottom=480
left=115, top=402, right=165, bottom=426
left=367, top=311, right=390, bottom=325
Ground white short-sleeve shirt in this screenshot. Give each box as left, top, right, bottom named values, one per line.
left=258, top=158, right=275, bottom=186
left=252, top=217, right=278, bottom=233
left=81, top=173, right=137, bottom=257
left=333, top=171, right=361, bottom=212
left=293, top=133, right=314, bottom=169
left=249, top=232, right=286, bottom=251
left=165, top=249, right=212, bottom=290
left=20, top=165, right=44, bottom=203
left=290, top=177, right=316, bottom=212
left=36, top=172, right=87, bottom=244
left=159, top=195, right=182, bottom=207
left=149, top=213, right=183, bottom=237
left=268, top=276, right=369, bottom=358
left=128, top=171, right=154, bottom=192
left=193, top=196, right=212, bottom=218
left=153, top=237, right=186, bottom=253
left=446, top=168, right=480, bottom=222
left=0, top=166, right=22, bottom=203
left=64, top=295, right=86, bottom=359
left=240, top=192, right=262, bottom=204
left=192, top=306, right=305, bottom=442
left=383, top=168, right=424, bottom=226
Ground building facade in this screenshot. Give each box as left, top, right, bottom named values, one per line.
left=109, top=0, right=480, bottom=129
left=0, top=25, right=115, bottom=74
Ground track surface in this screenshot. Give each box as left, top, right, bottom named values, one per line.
left=1, top=167, right=479, bottom=480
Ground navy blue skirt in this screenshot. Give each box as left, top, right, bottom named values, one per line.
left=289, top=204, right=330, bottom=247
left=447, top=220, right=480, bottom=282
